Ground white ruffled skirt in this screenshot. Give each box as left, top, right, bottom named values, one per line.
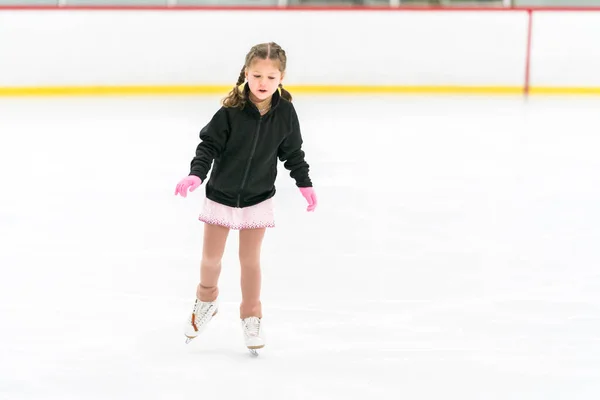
left=198, top=197, right=275, bottom=230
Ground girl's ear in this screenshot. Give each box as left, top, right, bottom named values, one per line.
left=244, top=67, right=248, bottom=80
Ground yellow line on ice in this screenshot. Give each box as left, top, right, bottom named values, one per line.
left=1, top=85, right=600, bottom=96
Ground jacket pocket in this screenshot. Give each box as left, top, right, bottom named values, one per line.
left=210, top=156, right=243, bottom=193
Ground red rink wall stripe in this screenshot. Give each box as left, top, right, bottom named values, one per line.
left=0, top=5, right=596, bottom=12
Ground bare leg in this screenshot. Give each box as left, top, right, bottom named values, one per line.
left=196, top=223, right=230, bottom=302
left=239, top=227, right=266, bottom=319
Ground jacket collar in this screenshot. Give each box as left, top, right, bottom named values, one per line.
left=240, top=82, right=281, bottom=117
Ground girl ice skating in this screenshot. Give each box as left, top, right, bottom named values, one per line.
left=174, top=42, right=317, bottom=355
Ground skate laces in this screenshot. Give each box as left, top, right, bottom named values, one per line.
left=243, top=317, right=261, bottom=337
left=192, top=300, right=215, bottom=325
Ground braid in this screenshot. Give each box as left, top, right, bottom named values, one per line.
left=222, top=65, right=248, bottom=108
left=268, top=43, right=292, bottom=102
left=279, top=83, right=292, bottom=102
left=235, top=66, right=245, bottom=87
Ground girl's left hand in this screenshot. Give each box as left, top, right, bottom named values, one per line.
left=174, top=175, right=202, bottom=198
left=299, top=187, right=317, bottom=212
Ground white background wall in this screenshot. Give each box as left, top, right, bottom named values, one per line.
left=530, top=11, right=600, bottom=88
left=0, top=9, right=598, bottom=89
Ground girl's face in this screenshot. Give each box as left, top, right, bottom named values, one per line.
left=245, top=58, right=284, bottom=103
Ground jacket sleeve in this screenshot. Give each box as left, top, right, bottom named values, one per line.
left=189, top=108, right=230, bottom=181
left=278, top=105, right=312, bottom=187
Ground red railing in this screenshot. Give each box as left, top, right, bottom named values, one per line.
left=0, top=5, right=600, bottom=11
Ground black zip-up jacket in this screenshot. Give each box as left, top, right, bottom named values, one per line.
left=189, top=84, right=312, bottom=208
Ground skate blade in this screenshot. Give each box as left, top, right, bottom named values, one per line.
left=247, top=344, right=264, bottom=356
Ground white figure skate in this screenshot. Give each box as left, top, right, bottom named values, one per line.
left=241, top=316, right=265, bottom=356
left=184, top=299, right=218, bottom=344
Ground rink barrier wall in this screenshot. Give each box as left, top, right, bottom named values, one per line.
left=1, top=7, right=600, bottom=96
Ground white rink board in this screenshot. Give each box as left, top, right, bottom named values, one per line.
left=0, top=10, right=528, bottom=87
left=530, top=11, right=600, bottom=87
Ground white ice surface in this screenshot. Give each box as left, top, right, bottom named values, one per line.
left=0, top=95, right=599, bottom=399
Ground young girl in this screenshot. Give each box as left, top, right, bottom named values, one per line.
left=174, top=42, right=317, bottom=353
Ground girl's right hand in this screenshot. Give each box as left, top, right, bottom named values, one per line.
left=299, top=187, right=317, bottom=212
left=174, top=175, right=202, bottom=198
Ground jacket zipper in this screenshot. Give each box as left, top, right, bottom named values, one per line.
left=237, top=117, right=262, bottom=207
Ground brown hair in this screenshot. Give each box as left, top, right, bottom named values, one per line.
left=222, top=42, right=292, bottom=109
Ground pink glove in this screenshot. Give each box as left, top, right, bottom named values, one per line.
left=174, top=175, right=202, bottom=198
left=299, top=187, right=317, bottom=212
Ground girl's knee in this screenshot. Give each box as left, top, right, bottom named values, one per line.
left=239, top=257, right=261, bottom=271
left=201, top=256, right=222, bottom=269
left=238, top=246, right=262, bottom=266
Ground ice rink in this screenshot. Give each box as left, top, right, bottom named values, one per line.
left=1, top=94, right=599, bottom=399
